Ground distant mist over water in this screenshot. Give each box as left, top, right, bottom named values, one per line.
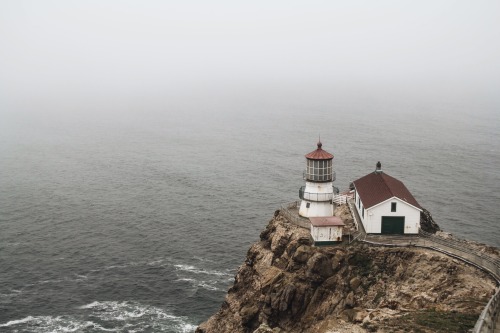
left=0, top=88, right=499, bottom=331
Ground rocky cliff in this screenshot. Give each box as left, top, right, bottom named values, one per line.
left=196, top=213, right=497, bottom=333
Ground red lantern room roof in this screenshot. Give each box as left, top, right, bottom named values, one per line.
left=305, top=141, right=334, bottom=160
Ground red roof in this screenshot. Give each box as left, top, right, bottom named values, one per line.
left=305, top=142, right=334, bottom=160
left=309, top=216, right=345, bottom=227
left=353, top=171, right=422, bottom=210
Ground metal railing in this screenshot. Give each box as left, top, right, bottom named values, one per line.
left=347, top=198, right=364, bottom=240
left=332, top=194, right=348, bottom=205
left=418, top=230, right=500, bottom=282
left=299, top=186, right=334, bottom=202
left=279, top=201, right=310, bottom=229
left=473, top=288, right=499, bottom=333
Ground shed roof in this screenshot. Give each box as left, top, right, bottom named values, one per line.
left=353, top=171, right=422, bottom=210
left=309, top=216, right=345, bottom=227
left=305, top=141, right=334, bottom=160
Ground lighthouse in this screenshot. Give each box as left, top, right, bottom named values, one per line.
left=299, top=141, right=337, bottom=217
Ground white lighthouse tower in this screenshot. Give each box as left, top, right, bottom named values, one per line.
left=299, top=141, right=336, bottom=217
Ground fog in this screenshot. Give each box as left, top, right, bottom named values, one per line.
left=1, top=1, right=499, bottom=117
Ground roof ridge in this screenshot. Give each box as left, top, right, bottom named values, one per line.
left=380, top=172, right=395, bottom=198
left=353, top=170, right=421, bottom=210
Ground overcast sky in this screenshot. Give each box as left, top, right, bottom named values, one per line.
left=1, top=1, right=499, bottom=114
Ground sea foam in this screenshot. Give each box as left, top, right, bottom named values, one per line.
left=78, top=300, right=196, bottom=332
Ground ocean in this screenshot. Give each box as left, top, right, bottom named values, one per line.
left=1, top=92, right=499, bottom=332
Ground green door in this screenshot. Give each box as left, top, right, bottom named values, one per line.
left=381, top=216, right=405, bottom=234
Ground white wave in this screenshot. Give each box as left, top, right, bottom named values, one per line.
left=38, top=278, right=64, bottom=285
left=78, top=300, right=196, bottom=332
left=198, top=282, right=221, bottom=291
left=73, top=274, right=88, bottom=281
left=0, top=289, right=23, bottom=300
left=174, top=264, right=233, bottom=277
left=36, top=274, right=89, bottom=286
left=177, top=277, right=222, bottom=291
left=147, top=259, right=165, bottom=266
left=79, top=301, right=147, bottom=320
left=177, top=277, right=197, bottom=283
left=180, top=323, right=198, bottom=333
left=78, top=300, right=101, bottom=309
left=0, top=315, right=115, bottom=332
left=0, top=315, right=35, bottom=327
left=103, top=263, right=133, bottom=270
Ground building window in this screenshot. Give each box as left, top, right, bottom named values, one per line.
left=362, top=207, right=364, bottom=218
left=391, top=202, right=397, bottom=212
left=306, top=202, right=310, bottom=208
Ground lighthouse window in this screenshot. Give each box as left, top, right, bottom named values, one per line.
left=306, top=159, right=332, bottom=181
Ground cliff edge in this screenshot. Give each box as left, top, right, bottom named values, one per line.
left=196, top=213, right=497, bottom=333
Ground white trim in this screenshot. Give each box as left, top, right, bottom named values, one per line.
left=366, top=196, right=422, bottom=212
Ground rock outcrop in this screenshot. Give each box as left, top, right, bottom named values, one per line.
left=419, top=208, right=441, bottom=234
left=196, top=213, right=497, bottom=333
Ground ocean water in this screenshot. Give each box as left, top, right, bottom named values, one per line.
left=1, top=95, right=499, bottom=332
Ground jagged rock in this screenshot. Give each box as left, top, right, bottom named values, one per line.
left=436, top=231, right=453, bottom=239
left=420, top=207, right=441, bottom=233
left=241, top=304, right=259, bottom=325
left=252, top=323, right=272, bottom=333
left=252, top=323, right=281, bottom=333
left=353, top=308, right=368, bottom=323
left=307, top=253, right=333, bottom=279
left=261, top=267, right=283, bottom=292
left=349, top=277, right=361, bottom=290
left=345, top=291, right=355, bottom=308
left=197, top=214, right=498, bottom=333
left=278, top=284, right=296, bottom=312
left=292, top=245, right=313, bottom=263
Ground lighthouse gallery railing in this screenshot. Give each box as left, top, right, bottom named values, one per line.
left=299, top=186, right=334, bottom=202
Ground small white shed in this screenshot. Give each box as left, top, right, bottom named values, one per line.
left=309, top=216, right=345, bottom=245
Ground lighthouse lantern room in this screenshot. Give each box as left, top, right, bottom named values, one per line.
left=299, top=141, right=337, bottom=217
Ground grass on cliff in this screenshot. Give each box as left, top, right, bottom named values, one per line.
left=388, top=309, right=478, bottom=333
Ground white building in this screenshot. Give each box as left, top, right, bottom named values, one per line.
left=310, top=217, right=345, bottom=245
left=352, top=162, right=422, bottom=234
left=299, top=141, right=337, bottom=217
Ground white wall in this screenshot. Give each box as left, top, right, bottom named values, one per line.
left=302, top=181, right=334, bottom=201
left=368, top=198, right=421, bottom=234
left=354, top=190, right=421, bottom=234
left=299, top=180, right=334, bottom=217
left=354, top=190, right=366, bottom=227
left=299, top=200, right=334, bottom=217
left=311, top=225, right=343, bottom=242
